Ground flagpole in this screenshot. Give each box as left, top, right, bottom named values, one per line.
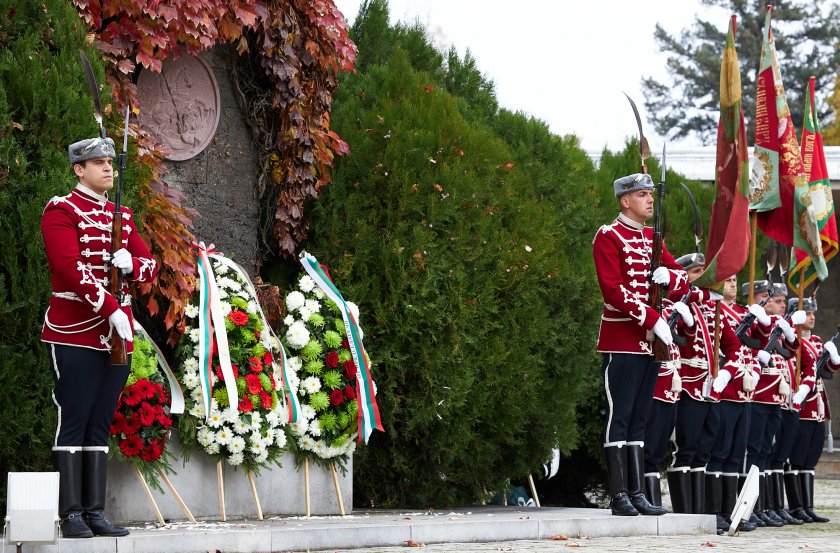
left=748, top=213, right=758, bottom=304
left=795, top=271, right=805, bottom=388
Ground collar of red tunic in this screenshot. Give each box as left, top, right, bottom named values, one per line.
left=616, top=212, right=645, bottom=230
left=74, top=183, right=108, bottom=206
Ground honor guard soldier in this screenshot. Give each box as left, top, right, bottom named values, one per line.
left=705, top=276, right=763, bottom=533
left=41, top=136, right=157, bottom=538
left=593, top=173, right=689, bottom=516
left=766, top=297, right=817, bottom=525
left=788, top=299, right=839, bottom=523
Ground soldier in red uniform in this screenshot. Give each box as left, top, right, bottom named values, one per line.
left=592, top=173, right=689, bottom=516
left=787, top=299, right=839, bottom=523
left=41, top=137, right=157, bottom=538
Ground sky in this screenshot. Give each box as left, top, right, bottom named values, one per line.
left=332, top=0, right=731, bottom=153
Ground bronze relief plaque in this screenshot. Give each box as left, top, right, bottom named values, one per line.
left=137, top=55, right=221, bottom=161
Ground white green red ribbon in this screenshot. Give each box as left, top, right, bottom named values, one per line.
left=134, top=322, right=185, bottom=414
left=299, top=251, right=384, bottom=443
left=208, top=254, right=300, bottom=424
left=192, top=242, right=238, bottom=420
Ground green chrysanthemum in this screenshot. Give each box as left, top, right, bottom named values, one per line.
left=324, top=330, right=342, bottom=349
left=225, top=319, right=235, bottom=332
left=214, top=388, right=230, bottom=408
left=309, top=313, right=326, bottom=328
left=326, top=299, right=341, bottom=314
left=236, top=376, right=247, bottom=396
left=301, top=339, right=323, bottom=361
left=250, top=343, right=266, bottom=358
left=334, top=318, right=346, bottom=336
left=322, top=370, right=342, bottom=390
left=240, top=328, right=255, bottom=343
left=338, top=349, right=352, bottom=364
left=309, top=391, right=330, bottom=411
left=270, top=391, right=279, bottom=409
left=319, top=412, right=338, bottom=432
left=304, top=359, right=325, bottom=375
left=255, top=320, right=264, bottom=332
left=249, top=393, right=260, bottom=406
left=346, top=400, right=359, bottom=417
left=125, top=374, right=138, bottom=386
left=259, top=372, right=272, bottom=392
left=231, top=297, right=248, bottom=309
left=337, top=411, right=351, bottom=429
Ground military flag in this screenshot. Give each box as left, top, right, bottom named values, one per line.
left=788, top=76, right=837, bottom=290
left=749, top=5, right=807, bottom=246
left=694, top=15, right=751, bottom=289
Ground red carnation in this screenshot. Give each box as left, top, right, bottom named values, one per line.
left=110, top=412, right=125, bottom=436
left=246, top=373, right=262, bottom=395
left=330, top=388, right=344, bottom=406
left=325, top=351, right=339, bottom=368
left=344, top=385, right=356, bottom=401
left=262, top=351, right=274, bottom=366
left=228, top=310, right=249, bottom=326
left=343, top=359, right=357, bottom=380
left=123, top=415, right=142, bottom=435
left=248, top=356, right=264, bottom=373
left=120, top=435, right=143, bottom=457
left=239, top=395, right=254, bottom=413
left=139, top=402, right=157, bottom=426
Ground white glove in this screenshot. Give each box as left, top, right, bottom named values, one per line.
left=792, top=384, right=810, bottom=406
left=790, top=309, right=806, bottom=326
left=652, top=318, right=674, bottom=346
left=706, top=290, right=724, bottom=301
left=713, top=369, right=732, bottom=393
left=825, top=341, right=840, bottom=365
left=673, top=301, right=694, bottom=327
left=756, top=350, right=771, bottom=366
left=111, top=248, right=133, bottom=275
left=776, top=318, right=796, bottom=342
left=748, top=303, right=770, bottom=326
left=652, top=266, right=671, bottom=286
left=108, top=310, right=134, bottom=342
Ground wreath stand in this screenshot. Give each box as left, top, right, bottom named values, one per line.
left=526, top=473, right=541, bottom=508
left=134, top=467, right=166, bottom=526
left=217, top=461, right=264, bottom=521
left=157, top=468, right=197, bottom=523
left=330, top=463, right=346, bottom=516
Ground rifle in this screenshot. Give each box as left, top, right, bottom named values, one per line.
left=734, top=296, right=770, bottom=349
left=816, top=326, right=840, bottom=380
left=649, top=143, right=668, bottom=361
left=667, top=287, right=693, bottom=347
left=759, top=306, right=797, bottom=367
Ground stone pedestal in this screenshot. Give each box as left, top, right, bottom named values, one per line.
left=105, top=435, right=352, bottom=524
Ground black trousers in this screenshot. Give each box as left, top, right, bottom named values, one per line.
left=47, top=343, right=130, bottom=450
left=673, top=396, right=720, bottom=469
left=644, top=399, right=677, bottom=473
left=708, top=401, right=751, bottom=474
left=769, top=408, right=801, bottom=470
left=790, top=420, right=826, bottom=470
left=602, top=353, right=659, bottom=445
left=745, top=402, right=782, bottom=473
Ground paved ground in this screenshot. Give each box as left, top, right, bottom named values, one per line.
left=297, top=479, right=840, bottom=553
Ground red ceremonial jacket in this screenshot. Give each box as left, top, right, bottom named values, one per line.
left=593, top=213, right=689, bottom=355
left=716, top=302, right=761, bottom=403
left=41, top=184, right=157, bottom=352
left=679, top=300, right=742, bottom=403
left=799, top=334, right=837, bottom=421
left=752, top=314, right=799, bottom=406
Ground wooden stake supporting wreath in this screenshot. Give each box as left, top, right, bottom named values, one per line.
left=247, top=471, right=264, bottom=521
left=527, top=473, right=541, bottom=508
left=330, top=464, right=346, bottom=516
left=217, top=460, right=227, bottom=522
left=304, top=457, right=311, bottom=517
left=134, top=466, right=166, bottom=526
left=157, top=468, right=196, bottom=523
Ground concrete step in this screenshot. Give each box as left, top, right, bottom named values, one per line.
left=816, top=450, right=840, bottom=480
left=13, top=507, right=715, bottom=553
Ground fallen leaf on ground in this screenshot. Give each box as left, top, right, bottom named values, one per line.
left=548, top=534, right=569, bottom=540
left=700, top=542, right=717, bottom=547
left=566, top=542, right=580, bottom=548
left=404, top=539, right=425, bottom=547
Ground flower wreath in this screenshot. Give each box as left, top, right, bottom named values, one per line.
left=175, top=248, right=294, bottom=472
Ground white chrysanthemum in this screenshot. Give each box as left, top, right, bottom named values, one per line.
left=228, top=436, right=246, bottom=454
left=218, top=277, right=241, bottom=291
left=299, top=435, right=316, bottom=451
left=213, top=262, right=229, bottom=275
left=250, top=440, right=267, bottom=456
left=216, top=427, right=233, bottom=446
left=250, top=412, right=263, bottom=428
left=247, top=301, right=258, bottom=315
left=286, top=371, right=300, bottom=394
left=302, top=376, right=321, bottom=395
left=220, top=302, right=232, bottom=316
left=304, top=299, right=321, bottom=314
left=275, top=431, right=287, bottom=448
left=233, top=419, right=251, bottom=435
left=265, top=410, right=280, bottom=426
left=300, top=404, right=316, bottom=421
left=265, top=427, right=276, bottom=441
left=283, top=314, right=295, bottom=326
left=254, top=451, right=269, bottom=464
left=227, top=452, right=244, bottom=466
left=190, top=388, right=203, bottom=402
left=299, top=275, right=316, bottom=293
left=290, top=419, right=309, bottom=436
left=285, top=321, right=310, bottom=349
left=249, top=431, right=263, bottom=445
left=185, top=303, right=199, bottom=318
left=189, top=403, right=205, bottom=418
left=197, top=427, right=214, bottom=447
left=286, top=291, right=305, bottom=311
left=309, top=418, right=322, bottom=437
left=223, top=408, right=240, bottom=425
left=287, top=356, right=302, bottom=371
left=183, top=372, right=200, bottom=389
left=184, top=358, right=199, bottom=372
left=217, top=288, right=229, bottom=299
left=205, top=442, right=220, bottom=454
left=359, top=325, right=364, bottom=340
left=189, top=328, right=200, bottom=343
left=298, top=306, right=313, bottom=322
left=313, top=440, right=327, bottom=456
left=207, top=410, right=224, bottom=428
left=347, top=301, right=360, bottom=322
left=313, top=287, right=324, bottom=299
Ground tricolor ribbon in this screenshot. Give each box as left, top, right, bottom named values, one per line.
left=134, top=322, right=185, bottom=414
left=192, top=241, right=239, bottom=420
left=299, top=251, right=384, bottom=443
left=208, top=254, right=300, bottom=424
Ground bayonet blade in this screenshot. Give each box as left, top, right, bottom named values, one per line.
left=79, top=50, right=104, bottom=137
left=623, top=92, right=651, bottom=170
left=680, top=182, right=704, bottom=252
left=661, top=143, right=667, bottom=184
left=122, top=103, right=130, bottom=153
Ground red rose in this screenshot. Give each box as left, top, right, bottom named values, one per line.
left=255, top=331, right=260, bottom=338
left=344, top=385, right=356, bottom=401
left=246, top=373, right=262, bottom=395
left=260, top=390, right=273, bottom=409
left=262, top=352, right=274, bottom=366
left=330, top=389, right=344, bottom=406
left=123, top=415, right=142, bottom=435
left=248, top=356, right=264, bottom=373
left=325, top=352, right=339, bottom=368
left=228, top=310, right=249, bottom=326
left=342, top=339, right=349, bottom=350
left=110, top=412, right=125, bottom=436
left=139, top=402, right=157, bottom=426
left=343, top=359, right=356, bottom=380
left=120, top=435, right=143, bottom=457
left=239, top=395, right=254, bottom=413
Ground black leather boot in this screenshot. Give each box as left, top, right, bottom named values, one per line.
left=785, top=470, right=812, bottom=522
left=54, top=451, right=94, bottom=539
left=667, top=467, right=691, bottom=513
left=690, top=468, right=705, bottom=515
left=801, top=470, right=830, bottom=523
left=605, top=445, right=638, bottom=516
left=772, top=471, right=802, bottom=525
left=644, top=473, right=662, bottom=507
left=722, top=473, right=755, bottom=532
left=705, top=473, right=728, bottom=534
left=763, top=472, right=786, bottom=525
left=740, top=474, right=765, bottom=527
left=82, top=450, right=130, bottom=537
left=626, top=445, right=666, bottom=515
left=756, top=474, right=783, bottom=527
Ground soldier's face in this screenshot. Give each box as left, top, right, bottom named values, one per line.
left=620, top=190, right=654, bottom=222
left=74, top=157, right=114, bottom=195
left=687, top=265, right=705, bottom=282
left=764, top=295, right=786, bottom=315
left=803, top=310, right=816, bottom=330
left=722, top=276, right=737, bottom=301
